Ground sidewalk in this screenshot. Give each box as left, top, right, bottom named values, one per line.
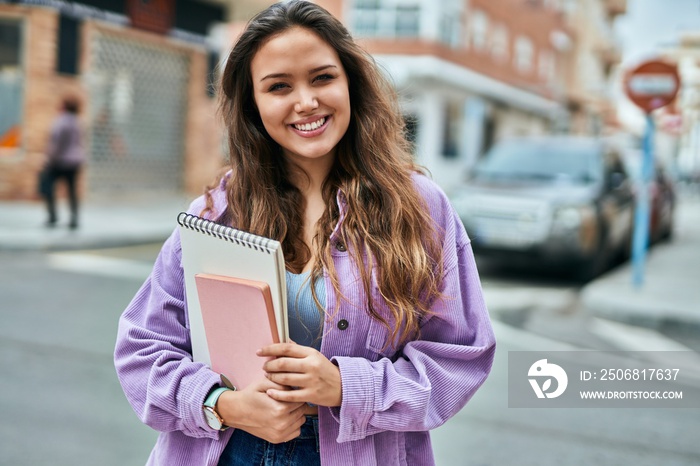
left=1, top=193, right=699, bottom=330
left=0, top=194, right=191, bottom=251
left=581, top=195, right=700, bottom=331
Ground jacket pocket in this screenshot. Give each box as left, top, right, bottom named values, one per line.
left=365, top=321, right=397, bottom=359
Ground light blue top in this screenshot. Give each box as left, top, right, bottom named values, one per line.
left=286, top=271, right=325, bottom=351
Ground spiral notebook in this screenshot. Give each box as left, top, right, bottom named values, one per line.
left=177, top=212, right=288, bottom=370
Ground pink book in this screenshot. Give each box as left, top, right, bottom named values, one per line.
left=194, top=273, right=280, bottom=389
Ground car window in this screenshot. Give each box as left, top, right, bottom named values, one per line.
left=473, top=140, right=603, bottom=184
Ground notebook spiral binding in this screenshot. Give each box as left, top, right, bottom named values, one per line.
left=177, top=212, right=279, bottom=254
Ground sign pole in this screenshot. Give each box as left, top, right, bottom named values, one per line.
left=631, top=114, right=654, bottom=287
left=623, top=58, right=680, bottom=288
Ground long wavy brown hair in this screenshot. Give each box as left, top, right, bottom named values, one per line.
left=205, top=0, right=444, bottom=349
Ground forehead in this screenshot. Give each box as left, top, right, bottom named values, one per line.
left=251, top=27, right=342, bottom=76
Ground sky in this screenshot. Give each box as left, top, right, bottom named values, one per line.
left=612, top=0, right=699, bottom=130
left=615, top=0, right=699, bottom=66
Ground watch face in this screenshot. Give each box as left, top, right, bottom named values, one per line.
left=203, top=406, right=223, bottom=430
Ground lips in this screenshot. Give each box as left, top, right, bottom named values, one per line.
left=292, top=116, right=327, bottom=132
left=289, top=115, right=330, bottom=137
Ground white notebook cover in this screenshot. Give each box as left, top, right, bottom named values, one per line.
left=178, top=212, right=288, bottom=367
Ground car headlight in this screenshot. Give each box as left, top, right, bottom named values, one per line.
left=552, top=205, right=598, bottom=250
left=553, top=206, right=583, bottom=229
left=553, top=205, right=596, bottom=230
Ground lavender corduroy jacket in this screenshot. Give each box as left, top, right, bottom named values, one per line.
left=114, top=173, right=496, bottom=466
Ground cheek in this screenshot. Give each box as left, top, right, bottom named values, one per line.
left=256, top=100, right=285, bottom=132
left=329, top=86, right=350, bottom=111
left=334, top=91, right=351, bottom=130
left=321, top=87, right=350, bottom=125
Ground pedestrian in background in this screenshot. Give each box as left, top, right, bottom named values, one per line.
left=114, top=1, right=496, bottom=465
left=43, top=95, right=85, bottom=229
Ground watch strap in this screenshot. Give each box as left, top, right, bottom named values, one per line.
left=203, top=386, right=234, bottom=431
left=204, top=386, right=233, bottom=408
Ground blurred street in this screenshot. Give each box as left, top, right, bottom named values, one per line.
left=2, top=0, right=699, bottom=464
left=1, top=191, right=699, bottom=465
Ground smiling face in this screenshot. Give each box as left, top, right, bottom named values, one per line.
left=250, top=27, right=351, bottom=170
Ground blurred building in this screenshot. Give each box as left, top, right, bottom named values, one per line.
left=0, top=0, right=627, bottom=200
left=0, top=0, right=232, bottom=200
left=661, top=32, right=700, bottom=181
left=562, top=0, right=626, bottom=136
left=313, top=0, right=626, bottom=192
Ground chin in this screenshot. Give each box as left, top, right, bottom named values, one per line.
left=290, top=145, right=337, bottom=161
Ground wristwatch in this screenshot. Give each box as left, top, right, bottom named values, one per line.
left=203, top=386, right=234, bottom=431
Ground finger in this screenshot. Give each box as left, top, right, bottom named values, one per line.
left=279, top=412, right=308, bottom=443
left=263, top=356, right=309, bottom=374
left=267, top=387, right=309, bottom=403
left=302, top=404, right=319, bottom=416
left=264, top=401, right=306, bottom=423
left=265, top=371, right=307, bottom=387
left=250, top=376, right=290, bottom=392
left=272, top=399, right=307, bottom=414
left=289, top=401, right=310, bottom=417
left=257, top=342, right=311, bottom=358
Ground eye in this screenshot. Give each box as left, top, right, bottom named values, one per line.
left=313, top=73, right=335, bottom=83
left=267, top=82, right=290, bottom=92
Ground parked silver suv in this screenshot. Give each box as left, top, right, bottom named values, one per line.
left=450, top=136, right=635, bottom=280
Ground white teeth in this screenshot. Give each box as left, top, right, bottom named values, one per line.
left=294, top=117, right=326, bottom=131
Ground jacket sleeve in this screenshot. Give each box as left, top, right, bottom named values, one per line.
left=113, top=206, right=222, bottom=439
left=329, top=209, right=496, bottom=442
left=45, top=120, right=65, bottom=164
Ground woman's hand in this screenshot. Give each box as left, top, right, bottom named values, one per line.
left=216, top=377, right=307, bottom=444
left=258, top=342, right=342, bottom=408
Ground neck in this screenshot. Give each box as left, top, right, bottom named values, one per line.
left=284, top=156, right=333, bottom=273
left=286, top=157, right=334, bottom=198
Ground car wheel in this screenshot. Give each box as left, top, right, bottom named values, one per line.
left=659, top=213, right=674, bottom=242
left=660, top=225, right=673, bottom=242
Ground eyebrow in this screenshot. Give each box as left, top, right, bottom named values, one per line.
left=259, top=65, right=337, bottom=82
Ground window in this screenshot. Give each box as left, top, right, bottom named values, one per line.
left=514, top=35, right=534, bottom=73
left=538, top=49, right=555, bottom=83
left=474, top=140, right=603, bottom=184
left=395, top=4, right=420, bottom=37
left=439, top=0, right=462, bottom=47
left=0, top=19, right=23, bottom=151
left=353, top=0, right=379, bottom=36
left=442, top=99, right=464, bottom=159
left=403, top=114, right=418, bottom=154
left=352, top=0, right=421, bottom=38
left=491, top=24, right=509, bottom=62
left=470, top=10, right=489, bottom=51
left=57, top=14, right=80, bottom=75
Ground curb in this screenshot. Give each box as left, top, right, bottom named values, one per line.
left=0, top=231, right=172, bottom=252
left=581, top=284, right=700, bottom=332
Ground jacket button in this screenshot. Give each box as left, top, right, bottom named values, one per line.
left=337, top=319, right=349, bottom=330
left=335, top=242, right=347, bottom=252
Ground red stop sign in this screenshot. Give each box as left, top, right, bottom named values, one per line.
left=624, top=60, right=680, bottom=114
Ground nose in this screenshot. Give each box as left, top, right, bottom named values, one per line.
left=294, top=86, right=319, bottom=113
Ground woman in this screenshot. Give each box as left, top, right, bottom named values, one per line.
left=43, top=96, right=85, bottom=229
left=114, top=1, right=496, bottom=465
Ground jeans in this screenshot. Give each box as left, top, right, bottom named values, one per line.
left=218, top=417, right=321, bottom=466
left=44, top=165, right=81, bottom=227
